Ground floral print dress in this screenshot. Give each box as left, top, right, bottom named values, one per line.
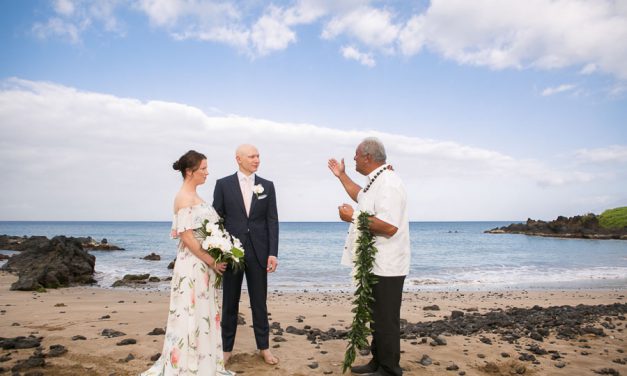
left=141, top=203, right=234, bottom=376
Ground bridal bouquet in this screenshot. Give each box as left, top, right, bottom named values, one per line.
left=197, top=218, right=245, bottom=287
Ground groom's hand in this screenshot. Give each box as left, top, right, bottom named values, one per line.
left=328, top=158, right=345, bottom=177
left=267, top=256, right=278, bottom=273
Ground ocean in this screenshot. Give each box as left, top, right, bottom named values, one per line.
left=1, top=221, right=626, bottom=291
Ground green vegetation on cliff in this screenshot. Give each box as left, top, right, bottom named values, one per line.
left=599, top=207, right=627, bottom=229
left=485, top=206, right=627, bottom=239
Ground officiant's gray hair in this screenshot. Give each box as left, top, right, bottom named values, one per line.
left=359, top=137, right=387, bottom=163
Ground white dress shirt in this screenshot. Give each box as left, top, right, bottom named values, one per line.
left=237, top=171, right=255, bottom=216
left=356, top=165, right=410, bottom=276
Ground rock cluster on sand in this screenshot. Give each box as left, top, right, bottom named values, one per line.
left=0, top=336, right=42, bottom=350
left=1, top=236, right=96, bottom=291
left=399, top=303, right=627, bottom=342
left=485, top=214, right=627, bottom=239
left=283, top=303, right=627, bottom=349
left=111, top=273, right=163, bottom=287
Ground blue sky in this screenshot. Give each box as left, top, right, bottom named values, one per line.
left=0, top=0, right=626, bottom=221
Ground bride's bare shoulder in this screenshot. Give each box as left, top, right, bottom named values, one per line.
left=173, top=192, right=197, bottom=213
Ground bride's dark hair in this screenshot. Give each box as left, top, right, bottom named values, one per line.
left=173, top=150, right=206, bottom=178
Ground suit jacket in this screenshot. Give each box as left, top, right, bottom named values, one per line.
left=213, top=173, right=279, bottom=268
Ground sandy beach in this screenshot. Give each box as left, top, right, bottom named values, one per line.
left=1, top=271, right=625, bottom=375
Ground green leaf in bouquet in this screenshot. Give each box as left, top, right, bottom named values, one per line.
left=231, top=247, right=244, bottom=258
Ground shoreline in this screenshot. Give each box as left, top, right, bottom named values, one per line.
left=69, top=282, right=627, bottom=294
left=4, top=253, right=626, bottom=295
left=1, top=271, right=626, bottom=375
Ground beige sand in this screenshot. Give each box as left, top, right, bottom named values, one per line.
left=0, top=271, right=625, bottom=375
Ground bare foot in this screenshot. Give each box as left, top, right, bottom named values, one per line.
left=260, top=349, right=279, bottom=365
left=223, top=351, right=231, bottom=364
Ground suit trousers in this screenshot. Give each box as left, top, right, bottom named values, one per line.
left=368, top=275, right=405, bottom=376
left=221, top=236, right=269, bottom=351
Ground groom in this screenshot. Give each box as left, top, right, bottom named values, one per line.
left=213, top=144, right=279, bottom=365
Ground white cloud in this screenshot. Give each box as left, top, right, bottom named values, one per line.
left=0, top=78, right=612, bottom=221
left=89, top=0, right=124, bottom=33
left=251, top=8, right=297, bottom=56
left=576, top=145, right=627, bottom=163
left=398, top=14, right=425, bottom=56
left=580, top=63, right=598, bottom=75
left=608, top=83, right=627, bottom=97
left=322, top=6, right=399, bottom=50
left=340, top=45, right=375, bottom=67
left=398, top=0, right=627, bottom=79
left=137, top=0, right=240, bottom=27
left=173, top=26, right=250, bottom=50
left=32, top=0, right=125, bottom=42
left=131, top=0, right=253, bottom=52
left=32, top=17, right=82, bottom=44
left=281, top=0, right=329, bottom=25
left=29, top=1, right=627, bottom=79
left=54, top=0, right=76, bottom=16
left=137, top=0, right=185, bottom=27
left=541, top=84, right=577, bottom=97
left=137, top=1, right=324, bottom=56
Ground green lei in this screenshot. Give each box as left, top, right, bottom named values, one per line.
left=342, top=211, right=378, bottom=373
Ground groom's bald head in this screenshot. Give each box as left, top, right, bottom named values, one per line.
left=236, top=144, right=257, bottom=157
left=236, top=144, right=260, bottom=175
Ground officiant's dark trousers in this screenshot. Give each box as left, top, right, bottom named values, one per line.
left=222, top=236, right=270, bottom=351
left=368, top=275, right=405, bottom=376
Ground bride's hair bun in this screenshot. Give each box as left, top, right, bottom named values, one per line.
left=173, top=150, right=206, bottom=178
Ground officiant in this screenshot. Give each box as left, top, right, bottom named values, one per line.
left=328, top=137, right=411, bottom=376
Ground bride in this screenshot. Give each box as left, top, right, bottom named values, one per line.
left=141, top=150, right=234, bottom=376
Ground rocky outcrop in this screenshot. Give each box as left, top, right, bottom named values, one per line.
left=142, top=252, right=161, bottom=261
left=485, top=214, right=627, bottom=240
left=111, top=273, right=162, bottom=287
left=79, top=237, right=124, bottom=251
left=0, top=235, right=48, bottom=251
left=1, top=236, right=96, bottom=290
left=0, top=235, right=123, bottom=251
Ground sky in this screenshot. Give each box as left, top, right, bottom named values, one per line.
left=0, top=0, right=626, bottom=222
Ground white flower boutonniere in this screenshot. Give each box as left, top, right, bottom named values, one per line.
left=252, top=184, right=264, bottom=198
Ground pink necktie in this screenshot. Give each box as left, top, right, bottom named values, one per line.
left=243, top=177, right=252, bottom=216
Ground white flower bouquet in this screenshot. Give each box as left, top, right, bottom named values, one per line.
left=197, top=218, right=245, bottom=287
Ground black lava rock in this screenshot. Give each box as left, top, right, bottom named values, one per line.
left=2, top=236, right=96, bottom=290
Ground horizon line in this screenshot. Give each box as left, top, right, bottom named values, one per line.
left=0, top=220, right=521, bottom=223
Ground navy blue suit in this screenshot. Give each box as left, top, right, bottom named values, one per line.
left=213, top=173, right=279, bottom=351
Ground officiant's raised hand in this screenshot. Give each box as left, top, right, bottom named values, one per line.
left=328, top=158, right=345, bottom=177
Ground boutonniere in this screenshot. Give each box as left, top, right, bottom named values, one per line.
left=252, top=184, right=264, bottom=198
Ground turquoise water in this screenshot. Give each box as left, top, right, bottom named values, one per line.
left=1, top=221, right=626, bottom=291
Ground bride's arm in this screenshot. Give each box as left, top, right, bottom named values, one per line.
left=179, top=230, right=226, bottom=274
